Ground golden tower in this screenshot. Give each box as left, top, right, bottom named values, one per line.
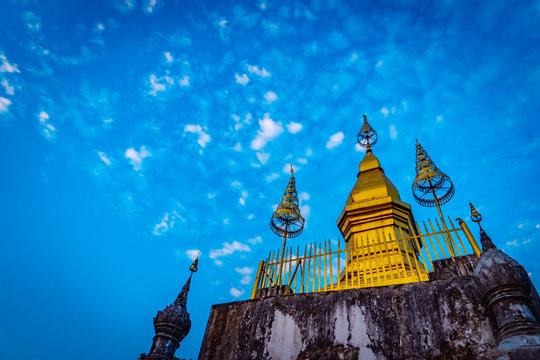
left=337, top=115, right=426, bottom=287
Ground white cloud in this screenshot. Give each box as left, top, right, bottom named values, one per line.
left=299, top=192, right=310, bottom=201
left=436, top=115, right=443, bottom=122
left=0, top=97, right=11, bottom=113
left=186, top=249, right=201, bottom=261
left=232, top=142, right=243, bottom=152
left=256, top=152, right=270, bottom=165
left=247, top=236, right=262, bottom=245
left=536, top=224, right=540, bottom=229
left=389, top=125, right=398, bottom=139
left=230, top=287, right=244, bottom=298
left=306, top=148, right=313, bottom=156
left=247, top=214, right=254, bottom=220
left=326, top=132, right=344, bottom=149
left=286, top=121, right=303, bottom=133
left=266, top=173, right=280, bottom=182
left=264, top=91, right=278, bottom=104
left=239, top=191, right=248, bottom=206
left=208, top=193, right=216, bottom=199
left=23, top=11, right=41, bottom=33
left=148, top=74, right=169, bottom=95
left=113, top=0, right=136, bottom=13
left=381, top=107, right=389, bottom=117
left=178, top=76, right=190, bottom=87
left=523, top=239, right=532, bottom=244
left=231, top=181, right=242, bottom=189
left=96, top=23, right=105, bottom=31
left=246, top=64, right=270, bottom=77
left=376, top=60, right=383, bottom=67
left=355, top=143, right=367, bottom=152
left=250, top=113, right=284, bottom=150
left=164, top=51, right=174, bottom=63
left=98, top=151, right=111, bottom=165
left=506, top=240, right=518, bottom=247
left=184, top=124, right=211, bottom=148
left=236, top=266, right=254, bottom=285
left=209, top=241, right=251, bottom=264
left=518, top=223, right=524, bottom=229
left=297, top=158, right=307, bottom=164
left=222, top=218, right=229, bottom=225
left=125, top=146, right=151, bottom=171
left=0, top=55, right=20, bottom=73
left=153, top=210, right=184, bottom=236
left=38, top=111, right=56, bottom=139
left=235, top=73, right=249, bottom=85
left=300, top=204, right=311, bottom=221
left=144, top=0, right=158, bottom=13
left=2, top=79, right=14, bottom=95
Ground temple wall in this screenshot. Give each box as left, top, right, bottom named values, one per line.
left=198, top=275, right=499, bottom=360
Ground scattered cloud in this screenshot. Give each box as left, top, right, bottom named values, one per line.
left=286, top=121, right=303, bottom=133
left=436, top=115, right=443, bottom=122
left=113, top=0, right=136, bottom=13
left=148, top=74, right=172, bottom=95
left=247, top=236, right=262, bottom=245
left=247, top=64, right=270, bottom=77
left=209, top=241, right=251, bottom=265
left=266, top=173, right=280, bottom=182
left=264, top=91, right=277, bottom=104
left=0, top=55, right=20, bottom=73
left=1, top=79, right=14, bottom=95
left=297, top=158, right=307, bottom=164
left=232, top=142, right=243, bottom=152
left=235, top=73, right=249, bottom=85
left=231, top=181, right=242, bottom=189
left=250, top=113, right=283, bottom=150
left=239, top=190, right=248, bottom=206
left=178, top=75, right=190, bottom=86
left=208, top=193, right=216, bottom=199
left=185, top=249, right=201, bottom=261
left=98, top=151, right=111, bottom=165
left=230, top=287, right=244, bottom=298
left=306, top=148, right=313, bottom=156
left=0, top=97, right=11, bottom=113
left=247, top=214, right=254, bottom=220
left=355, top=143, right=367, bottom=152
left=236, top=266, right=254, bottom=285
left=153, top=210, right=183, bottom=235
left=326, top=132, right=344, bottom=149
left=125, top=146, right=151, bottom=171
left=144, top=0, right=159, bottom=13
left=256, top=152, right=270, bottom=165
left=506, top=240, right=518, bottom=246
left=38, top=111, right=56, bottom=140
left=389, top=125, right=398, bottom=139
left=184, top=124, right=211, bottom=148
left=381, top=107, right=389, bottom=117
left=23, top=11, right=41, bottom=33
left=164, top=52, right=174, bottom=63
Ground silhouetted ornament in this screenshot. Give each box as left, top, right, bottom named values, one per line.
left=357, top=115, right=378, bottom=149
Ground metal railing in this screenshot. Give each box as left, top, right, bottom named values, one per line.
left=250, top=217, right=481, bottom=298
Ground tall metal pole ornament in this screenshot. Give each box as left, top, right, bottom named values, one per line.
left=270, top=165, right=305, bottom=286
left=412, top=140, right=456, bottom=253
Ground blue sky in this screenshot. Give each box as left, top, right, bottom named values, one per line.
left=1, top=0, right=540, bottom=359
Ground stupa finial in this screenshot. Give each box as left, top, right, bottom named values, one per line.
left=270, top=165, right=304, bottom=285
left=357, top=114, right=378, bottom=151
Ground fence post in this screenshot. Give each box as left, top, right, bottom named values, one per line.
left=457, top=218, right=482, bottom=257
left=251, top=260, right=264, bottom=299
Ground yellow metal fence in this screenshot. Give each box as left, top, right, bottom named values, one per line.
left=251, top=217, right=481, bottom=298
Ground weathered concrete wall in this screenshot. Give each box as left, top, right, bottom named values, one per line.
left=198, top=276, right=498, bottom=360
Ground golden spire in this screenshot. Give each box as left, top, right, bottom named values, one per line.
left=357, top=115, right=378, bottom=151
left=189, top=253, right=200, bottom=273
left=270, top=165, right=305, bottom=285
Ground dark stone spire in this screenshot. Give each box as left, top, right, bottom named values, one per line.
left=146, top=258, right=198, bottom=360
left=480, top=228, right=496, bottom=252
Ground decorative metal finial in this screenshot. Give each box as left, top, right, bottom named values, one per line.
left=469, top=202, right=482, bottom=227
left=357, top=115, right=378, bottom=150
left=290, top=164, right=294, bottom=174
left=270, top=165, right=305, bottom=285
left=189, top=254, right=200, bottom=273
left=412, top=140, right=455, bottom=208
left=270, top=168, right=305, bottom=239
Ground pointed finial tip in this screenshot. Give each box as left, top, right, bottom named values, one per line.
left=363, top=114, right=367, bottom=120
left=290, top=164, right=294, bottom=174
